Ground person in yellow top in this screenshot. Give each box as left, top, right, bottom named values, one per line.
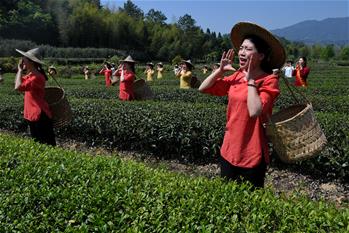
left=176, top=59, right=194, bottom=89
left=144, top=62, right=155, bottom=81
left=202, top=65, right=209, bottom=74
left=156, top=62, right=164, bottom=79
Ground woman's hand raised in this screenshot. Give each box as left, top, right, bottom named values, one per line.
left=219, top=49, right=236, bottom=72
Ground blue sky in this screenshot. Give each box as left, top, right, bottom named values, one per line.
left=101, top=0, right=348, bottom=34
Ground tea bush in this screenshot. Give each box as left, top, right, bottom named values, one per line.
left=0, top=133, right=348, bottom=232
left=0, top=64, right=348, bottom=181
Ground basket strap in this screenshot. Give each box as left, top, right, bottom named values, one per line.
left=50, top=75, right=62, bottom=89
left=281, top=73, right=310, bottom=104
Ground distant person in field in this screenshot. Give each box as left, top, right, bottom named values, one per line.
left=199, top=22, right=285, bottom=188
left=293, top=56, right=310, bottom=87
left=144, top=62, right=155, bottom=81
left=99, top=62, right=112, bottom=87
left=202, top=65, right=209, bottom=74
left=281, top=60, right=295, bottom=84
left=83, top=66, right=90, bottom=80
left=48, top=65, right=57, bottom=77
left=0, top=67, right=3, bottom=84
left=14, top=48, right=56, bottom=146
left=110, top=63, right=116, bottom=83
left=173, top=64, right=181, bottom=75
left=176, top=59, right=194, bottom=89
left=114, top=55, right=136, bottom=101
left=212, top=63, right=221, bottom=72
left=156, top=62, right=164, bottom=79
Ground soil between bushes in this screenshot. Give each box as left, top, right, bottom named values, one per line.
left=55, top=138, right=349, bottom=209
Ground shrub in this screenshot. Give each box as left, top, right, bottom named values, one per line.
left=0, top=133, right=348, bottom=232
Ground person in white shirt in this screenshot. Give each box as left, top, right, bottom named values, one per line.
left=282, top=60, right=295, bottom=83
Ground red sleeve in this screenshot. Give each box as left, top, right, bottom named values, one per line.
left=18, top=75, right=34, bottom=92
left=301, top=67, right=310, bottom=77
left=114, top=69, right=121, bottom=76
left=202, top=71, right=241, bottom=96
left=122, top=71, right=135, bottom=82
left=99, top=69, right=105, bottom=75
left=259, top=75, right=280, bottom=116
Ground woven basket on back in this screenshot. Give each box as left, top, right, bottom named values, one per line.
left=133, top=79, right=154, bottom=100
left=265, top=77, right=327, bottom=163
left=45, top=86, right=72, bottom=128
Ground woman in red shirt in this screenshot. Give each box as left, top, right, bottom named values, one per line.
left=99, top=63, right=112, bottom=88
left=14, top=48, right=56, bottom=146
left=113, top=55, right=136, bottom=101
left=293, top=56, right=310, bottom=87
left=199, top=22, right=286, bottom=188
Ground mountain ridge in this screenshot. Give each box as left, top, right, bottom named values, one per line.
left=271, top=17, right=349, bottom=45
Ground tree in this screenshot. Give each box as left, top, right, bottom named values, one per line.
left=66, top=3, right=107, bottom=47
left=177, top=14, right=196, bottom=31
left=119, top=0, right=143, bottom=19
left=145, top=9, right=167, bottom=24
left=0, top=0, right=59, bottom=45
left=339, top=46, right=349, bottom=60
left=320, top=45, right=335, bottom=61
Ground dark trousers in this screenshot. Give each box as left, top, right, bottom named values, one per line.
left=220, top=156, right=266, bottom=189
left=28, top=112, right=56, bottom=146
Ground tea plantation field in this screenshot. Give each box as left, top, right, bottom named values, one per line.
left=1, top=133, right=348, bottom=231
left=0, top=63, right=349, bottom=231
left=0, top=63, right=348, bottom=183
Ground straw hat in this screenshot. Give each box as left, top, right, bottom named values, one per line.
left=181, top=59, right=195, bottom=69
left=146, top=62, right=154, bottom=67
left=15, top=48, right=45, bottom=65
left=120, top=55, right=136, bottom=63
left=157, top=62, right=163, bottom=67
left=230, top=22, right=286, bottom=69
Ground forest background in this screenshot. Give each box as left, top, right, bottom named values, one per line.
left=0, top=0, right=348, bottom=64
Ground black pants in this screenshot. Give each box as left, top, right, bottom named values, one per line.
left=28, top=112, right=56, bottom=146
left=220, top=156, right=266, bottom=189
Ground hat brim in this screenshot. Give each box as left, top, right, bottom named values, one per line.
left=15, top=49, right=45, bottom=65
left=121, top=60, right=136, bottom=63
left=230, top=22, right=285, bottom=69
left=180, top=60, right=195, bottom=69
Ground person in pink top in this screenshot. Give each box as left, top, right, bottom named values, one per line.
left=14, top=48, right=56, bottom=146
left=293, top=56, right=310, bottom=87
left=199, top=22, right=286, bottom=188
left=113, top=55, right=136, bottom=101
left=99, top=62, right=112, bottom=87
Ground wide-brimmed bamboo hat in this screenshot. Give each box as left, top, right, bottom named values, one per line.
left=181, top=59, right=195, bottom=69
left=230, top=22, right=286, bottom=69
left=146, top=62, right=154, bottom=67
left=120, top=55, right=136, bottom=63
left=15, top=48, right=45, bottom=65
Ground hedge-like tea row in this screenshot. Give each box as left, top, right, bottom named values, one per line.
left=0, top=94, right=348, bottom=181
left=0, top=133, right=348, bottom=232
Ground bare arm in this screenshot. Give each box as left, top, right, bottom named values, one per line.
left=198, top=69, right=223, bottom=92
left=245, top=55, right=262, bottom=118
left=14, top=59, right=23, bottom=90
left=199, top=49, right=235, bottom=92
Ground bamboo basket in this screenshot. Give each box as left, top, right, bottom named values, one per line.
left=265, top=76, right=327, bottom=163
left=44, top=77, right=72, bottom=128
left=133, top=79, right=154, bottom=100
